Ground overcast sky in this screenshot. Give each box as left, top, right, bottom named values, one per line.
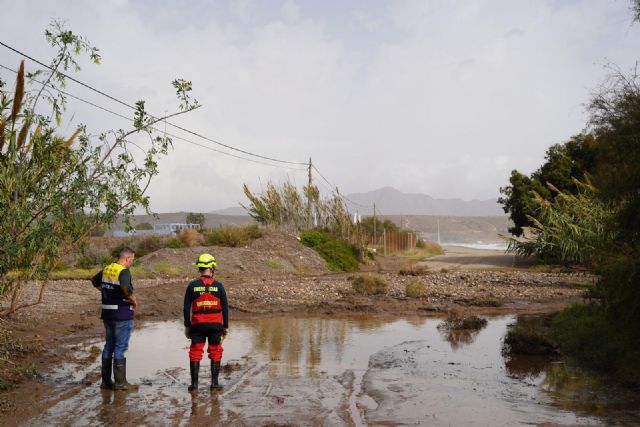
left=1, top=0, right=639, bottom=213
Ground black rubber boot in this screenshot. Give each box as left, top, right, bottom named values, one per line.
left=100, top=357, right=114, bottom=390
left=113, top=358, right=132, bottom=391
left=188, top=361, right=200, bottom=392
left=210, top=360, right=223, bottom=390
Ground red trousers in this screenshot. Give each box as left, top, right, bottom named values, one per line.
left=188, top=323, right=224, bottom=362
left=189, top=341, right=223, bottom=362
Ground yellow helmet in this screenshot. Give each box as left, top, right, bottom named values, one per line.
left=196, top=253, right=217, bottom=269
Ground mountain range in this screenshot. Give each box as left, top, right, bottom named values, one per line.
left=344, top=187, right=504, bottom=216
left=212, top=187, right=504, bottom=217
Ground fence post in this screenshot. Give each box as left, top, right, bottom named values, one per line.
left=383, top=229, right=387, bottom=256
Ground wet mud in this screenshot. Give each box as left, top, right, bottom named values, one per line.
left=9, top=316, right=640, bottom=426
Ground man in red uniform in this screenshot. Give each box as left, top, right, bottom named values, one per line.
left=183, top=253, right=228, bottom=392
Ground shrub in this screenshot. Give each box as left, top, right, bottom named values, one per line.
left=504, top=320, right=555, bottom=355
left=416, top=239, right=426, bottom=249
left=300, top=230, right=360, bottom=272
left=135, top=222, right=153, bottom=230
left=136, top=235, right=164, bottom=257
left=300, top=230, right=329, bottom=248
left=166, top=238, right=186, bottom=248
left=244, top=224, right=263, bottom=240
left=405, top=279, right=426, bottom=298
left=178, top=229, right=204, bottom=247
left=265, top=259, right=282, bottom=269
left=204, top=225, right=263, bottom=247
left=352, top=274, right=389, bottom=295
left=439, top=309, right=488, bottom=330
left=110, top=242, right=130, bottom=259
left=76, top=254, right=111, bottom=269
left=549, top=304, right=640, bottom=384
left=316, top=240, right=360, bottom=272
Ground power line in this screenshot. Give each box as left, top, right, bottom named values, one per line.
left=0, top=63, right=307, bottom=171
left=311, top=164, right=372, bottom=209
left=0, top=40, right=307, bottom=166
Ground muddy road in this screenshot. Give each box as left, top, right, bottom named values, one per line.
left=11, top=315, right=640, bottom=426
left=416, top=245, right=539, bottom=271
left=0, top=238, right=600, bottom=426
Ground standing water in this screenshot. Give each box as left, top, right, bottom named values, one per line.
left=27, top=315, right=640, bottom=426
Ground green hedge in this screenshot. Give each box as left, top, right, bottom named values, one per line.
left=300, top=230, right=360, bottom=272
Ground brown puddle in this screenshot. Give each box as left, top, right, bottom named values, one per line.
left=24, top=315, right=640, bottom=426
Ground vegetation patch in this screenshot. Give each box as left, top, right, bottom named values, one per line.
left=438, top=309, right=488, bottom=330
left=503, top=318, right=555, bottom=356
left=0, top=329, right=41, bottom=391
left=408, top=240, right=444, bottom=258
left=300, top=230, right=360, bottom=272
left=204, top=225, right=263, bottom=247
left=165, top=238, right=186, bottom=249
left=550, top=304, right=640, bottom=385
left=153, top=261, right=181, bottom=276
left=405, top=279, right=426, bottom=298
left=352, top=274, right=389, bottom=295
left=178, top=229, right=204, bottom=247
left=265, top=259, right=283, bottom=270
left=399, top=264, right=429, bottom=275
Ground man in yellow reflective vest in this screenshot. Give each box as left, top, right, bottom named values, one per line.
left=92, top=247, right=138, bottom=390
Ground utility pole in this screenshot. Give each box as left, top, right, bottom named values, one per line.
left=373, top=203, right=377, bottom=246
left=307, top=157, right=312, bottom=229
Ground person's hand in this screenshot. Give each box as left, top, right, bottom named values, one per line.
left=126, top=295, right=138, bottom=309
left=221, top=329, right=228, bottom=341
left=184, top=327, right=191, bottom=339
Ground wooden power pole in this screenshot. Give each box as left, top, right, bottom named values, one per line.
left=373, top=203, right=377, bottom=245
left=307, top=157, right=312, bottom=229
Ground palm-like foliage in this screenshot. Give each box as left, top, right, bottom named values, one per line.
left=504, top=178, right=616, bottom=266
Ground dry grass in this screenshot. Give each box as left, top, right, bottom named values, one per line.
left=405, top=279, right=426, bottom=298
left=405, top=241, right=444, bottom=259
left=438, top=309, right=488, bottom=330
left=352, top=273, right=389, bottom=295
left=178, top=229, right=204, bottom=247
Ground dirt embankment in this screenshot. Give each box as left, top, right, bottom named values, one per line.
left=0, top=233, right=593, bottom=424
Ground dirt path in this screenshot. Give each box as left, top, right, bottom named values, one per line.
left=416, top=245, right=538, bottom=270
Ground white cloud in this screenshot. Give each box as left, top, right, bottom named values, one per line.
left=1, top=0, right=639, bottom=212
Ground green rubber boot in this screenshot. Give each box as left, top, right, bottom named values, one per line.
left=100, top=357, right=114, bottom=390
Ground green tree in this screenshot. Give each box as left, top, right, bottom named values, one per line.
left=135, top=222, right=154, bottom=230
left=186, top=212, right=205, bottom=228
left=0, top=21, right=198, bottom=313
left=586, top=65, right=640, bottom=323
left=359, top=216, right=399, bottom=237
left=505, top=179, right=615, bottom=265
left=498, top=134, right=598, bottom=236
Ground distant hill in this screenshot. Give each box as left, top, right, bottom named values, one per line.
left=210, top=206, right=249, bottom=216
left=345, top=187, right=504, bottom=216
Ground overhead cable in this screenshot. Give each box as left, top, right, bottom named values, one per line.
left=0, top=40, right=307, bottom=165
left=0, top=63, right=307, bottom=171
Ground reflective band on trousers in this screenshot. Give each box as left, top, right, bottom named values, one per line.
left=102, top=304, right=118, bottom=310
